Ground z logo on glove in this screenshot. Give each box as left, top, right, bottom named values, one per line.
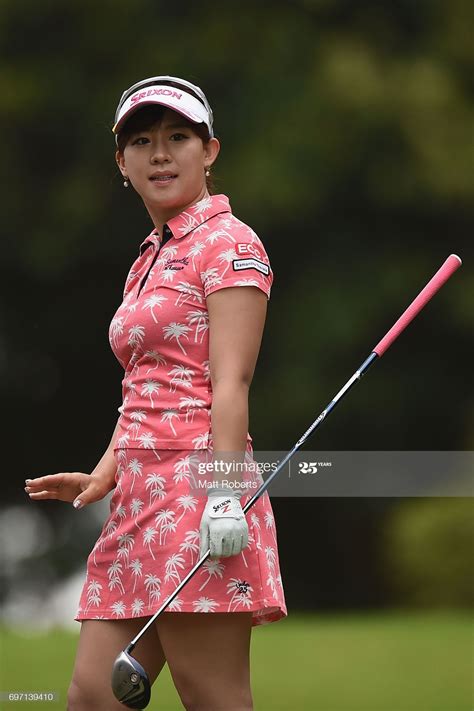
left=212, top=499, right=232, bottom=514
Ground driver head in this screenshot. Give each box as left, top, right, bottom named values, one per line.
left=111, top=650, right=151, bottom=709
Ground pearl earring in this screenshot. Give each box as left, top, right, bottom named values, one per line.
left=205, top=168, right=210, bottom=177
left=123, top=177, right=129, bottom=188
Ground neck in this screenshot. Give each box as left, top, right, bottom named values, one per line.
left=145, top=186, right=209, bottom=236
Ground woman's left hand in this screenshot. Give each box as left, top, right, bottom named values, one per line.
left=199, top=489, right=249, bottom=559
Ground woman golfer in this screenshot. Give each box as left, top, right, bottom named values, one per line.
left=25, top=75, right=287, bottom=710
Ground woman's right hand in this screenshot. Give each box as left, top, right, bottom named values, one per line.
left=25, top=472, right=114, bottom=509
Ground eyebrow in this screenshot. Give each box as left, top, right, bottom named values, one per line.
left=130, top=120, right=191, bottom=137
left=161, top=121, right=191, bottom=130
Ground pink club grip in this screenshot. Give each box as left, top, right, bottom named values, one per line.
left=373, top=254, right=462, bottom=357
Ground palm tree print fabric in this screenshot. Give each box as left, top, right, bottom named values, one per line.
left=76, top=447, right=287, bottom=626
left=76, top=195, right=287, bottom=626
left=109, top=194, right=274, bottom=449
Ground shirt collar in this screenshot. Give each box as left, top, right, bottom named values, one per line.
left=139, top=194, right=231, bottom=255
left=167, top=194, right=231, bottom=239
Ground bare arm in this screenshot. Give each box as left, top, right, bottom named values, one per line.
left=198, top=286, right=267, bottom=558
left=90, top=418, right=121, bottom=487
left=207, top=286, right=268, bottom=457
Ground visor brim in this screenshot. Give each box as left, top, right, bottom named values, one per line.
left=113, top=93, right=212, bottom=137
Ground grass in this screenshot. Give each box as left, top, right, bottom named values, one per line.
left=0, top=611, right=472, bottom=710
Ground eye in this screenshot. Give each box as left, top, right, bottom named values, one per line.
left=131, top=136, right=150, bottom=146
left=170, top=133, right=188, bottom=141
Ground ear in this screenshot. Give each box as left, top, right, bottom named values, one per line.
left=116, top=150, right=127, bottom=177
left=204, top=137, right=220, bottom=169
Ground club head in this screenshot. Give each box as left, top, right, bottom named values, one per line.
left=111, top=649, right=151, bottom=709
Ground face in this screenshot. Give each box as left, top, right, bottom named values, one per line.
left=116, top=108, right=220, bottom=224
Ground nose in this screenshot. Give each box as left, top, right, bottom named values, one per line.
left=149, top=134, right=171, bottom=164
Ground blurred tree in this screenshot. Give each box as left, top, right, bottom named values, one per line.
left=382, top=498, right=473, bottom=607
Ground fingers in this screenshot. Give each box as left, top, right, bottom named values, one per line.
left=26, top=489, right=60, bottom=500
left=220, top=537, right=233, bottom=558
left=209, top=526, right=249, bottom=558
left=210, top=535, right=234, bottom=558
left=24, top=472, right=91, bottom=506
left=209, top=521, right=240, bottom=558
left=232, top=530, right=248, bottom=556
left=25, top=477, right=62, bottom=499
left=199, top=521, right=210, bottom=559
left=24, top=473, right=71, bottom=503
left=24, top=473, right=66, bottom=491
left=230, top=535, right=243, bottom=557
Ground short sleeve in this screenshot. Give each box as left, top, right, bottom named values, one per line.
left=199, top=222, right=274, bottom=299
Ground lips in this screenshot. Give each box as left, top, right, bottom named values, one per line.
left=149, top=172, right=177, bottom=183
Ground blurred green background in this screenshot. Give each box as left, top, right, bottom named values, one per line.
left=1, top=612, right=472, bottom=710
left=0, top=0, right=472, bottom=709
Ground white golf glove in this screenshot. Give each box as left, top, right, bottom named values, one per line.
left=199, top=488, right=249, bottom=559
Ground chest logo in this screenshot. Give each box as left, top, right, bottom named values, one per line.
left=164, top=257, right=189, bottom=271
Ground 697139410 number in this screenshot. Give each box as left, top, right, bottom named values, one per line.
left=1, top=691, right=58, bottom=703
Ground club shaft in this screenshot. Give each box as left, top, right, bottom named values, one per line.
left=127, top=549, right=215, bottom=651
left=243, top=351, right=377, bottom=512
left=126, top=253, right=462, bottom=652
left=128, top=353, right=380, bottom=649
left=247, top=255, right=462, bottom=507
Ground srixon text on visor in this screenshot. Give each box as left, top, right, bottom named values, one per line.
left=131, top=88, right=183, bottom=104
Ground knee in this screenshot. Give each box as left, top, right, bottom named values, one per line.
left=175, top=673, right=252, bottom=711
left=66, top=680, right=83, bottom=711
left=67, top=679, right=101, bottom=711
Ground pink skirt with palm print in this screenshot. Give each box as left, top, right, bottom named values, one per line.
left=75, top=447, right=287, bottom=626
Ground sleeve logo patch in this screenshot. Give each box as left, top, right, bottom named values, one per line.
left=232, top=258, right=270, bottom=276
left=236, top=242, right=263, bottom=259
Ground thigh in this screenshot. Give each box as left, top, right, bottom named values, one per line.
left=156, top=611, right=253, bottom=711
left=68, top=618, right=166, bottom=711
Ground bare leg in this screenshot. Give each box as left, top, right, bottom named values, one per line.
left=156, top=611, right=253, bottom=711
left=67, top=618, right=166, bottom=711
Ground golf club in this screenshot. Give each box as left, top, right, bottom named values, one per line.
left=112, top=253, right=462, bottom=708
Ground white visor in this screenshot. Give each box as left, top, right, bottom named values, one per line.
left=113, top=84, right=212, bottom=137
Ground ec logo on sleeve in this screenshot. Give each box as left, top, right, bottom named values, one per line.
left=236, top=243, right=263, bottom=259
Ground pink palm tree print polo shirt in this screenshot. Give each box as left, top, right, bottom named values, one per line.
left=109, top=194, right=273, bottom=450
